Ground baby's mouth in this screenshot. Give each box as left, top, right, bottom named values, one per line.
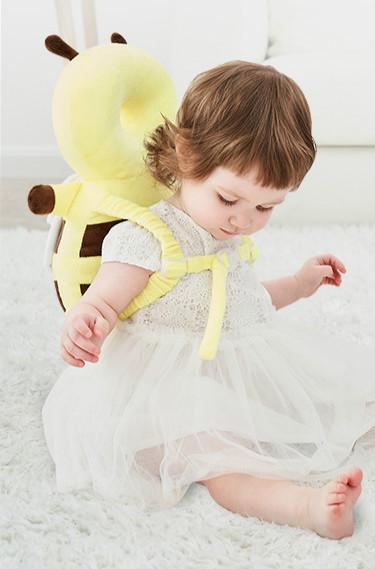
left=220, top=227, right=238, bottom=235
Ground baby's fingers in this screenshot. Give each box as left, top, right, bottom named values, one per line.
left=329, top=257, right=345, bottom=285
left=75, top=319, right=93, bottom=339
left=63, top=336, right=99, bottom=364
left=93, top=316, right=110, bottom=341
left=69, top=327, right=101, bottom=357
left=321, top=254, right=347, bottom=273
left=61, top=345, right=85, bottom=368
left=330, top=258, right=346, bottom=277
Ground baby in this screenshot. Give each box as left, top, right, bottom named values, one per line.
left=43, top=61, right=375, bottom=539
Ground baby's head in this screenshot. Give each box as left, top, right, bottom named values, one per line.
left=145, top=61, right=316, bottom=239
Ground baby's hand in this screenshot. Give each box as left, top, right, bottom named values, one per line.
left=295, top=254, right=347, bottom=298
left=61, top=312, right=110, bottom=368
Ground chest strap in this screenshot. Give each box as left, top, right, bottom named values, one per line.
left=93, top=190, right=259, bottom=360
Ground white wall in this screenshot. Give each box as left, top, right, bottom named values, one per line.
left=1, top=0, right=267, bottom=178
left=95, top=0, right=267, bottom=99
left=1, top=1, right=66, bottom=176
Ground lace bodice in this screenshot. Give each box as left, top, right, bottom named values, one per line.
left=101, top=200, right=276, bottom=338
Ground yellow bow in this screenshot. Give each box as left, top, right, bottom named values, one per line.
left=160, top=240, right=259, bottom=359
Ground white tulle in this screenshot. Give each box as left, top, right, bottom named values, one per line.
left=42, top=200, right=375, bottom=511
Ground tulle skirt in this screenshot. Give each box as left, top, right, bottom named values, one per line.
left=42, top=317, right=375, bottom=510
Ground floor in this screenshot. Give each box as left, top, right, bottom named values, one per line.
left=4, top=224, right=375, bottom=568
left=0, top=178, right=61, bottom=230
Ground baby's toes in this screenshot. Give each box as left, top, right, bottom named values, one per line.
left=336, top=473, right=349, bottom=486
left=326, top=479, right=345, bottom=495
left=335, top=480, right=348, bottom=494
left=347, top=467, right=363, bottom=487
left=327, top=492, right=346, bottom=506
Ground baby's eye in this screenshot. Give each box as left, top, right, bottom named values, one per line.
left=256, top=206, right=273, bottom=212
left=218, top=194, right=275, bottom=212
left=218, top=194, right=237, bottom=206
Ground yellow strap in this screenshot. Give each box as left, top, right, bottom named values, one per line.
left=93, top=188, right=184, bottom=261
left=92, top=189, right=185, bottom=319
left=198, top=251, right=230, bottom=359
left=196, top=238, right=259, bottom=359
left=93, top=189, right=259, bottom=360
left=238, top=235, right=260, bottom=263
left=156, top=236, right=258, bottom=360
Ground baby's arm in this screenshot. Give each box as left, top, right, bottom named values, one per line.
left=262, top=254, right=346, bottom=310
left=261, top=275, right=301, bottom=310
left=61, top=262, right=153, bottom=367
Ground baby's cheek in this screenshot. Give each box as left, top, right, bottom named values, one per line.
left=251, top=216, right=268, bottom=233
left=207, top=211, right=223, bottom=227
left=193, top=204, right=214, bottom=224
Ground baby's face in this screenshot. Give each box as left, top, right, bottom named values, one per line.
left=170, top=166, right=291, bottom=240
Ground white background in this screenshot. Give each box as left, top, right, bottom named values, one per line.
left=1, top=0, right=267, bottom=178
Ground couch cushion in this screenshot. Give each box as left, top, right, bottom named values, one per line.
left=266, top=53, right=375, bottom=146
left=267, top=0, right=375, bottom=58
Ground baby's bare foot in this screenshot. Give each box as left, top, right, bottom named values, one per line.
left=308, top=467, right=363, bottom=539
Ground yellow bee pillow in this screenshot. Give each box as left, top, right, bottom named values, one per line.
left=28, top=33, right=176, bottom=313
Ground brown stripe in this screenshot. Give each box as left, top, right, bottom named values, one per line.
left=80, top=284, right=90, bottom=295
left=54, top=281, right=66, bottom=311
left=53, top=219, right=127, bottom=309
left=80, top=219, right=126, bottom=257
left=54, top=220, right=66, bottom=254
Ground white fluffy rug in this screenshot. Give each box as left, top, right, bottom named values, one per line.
left=2, top=224, right=375, bottom=569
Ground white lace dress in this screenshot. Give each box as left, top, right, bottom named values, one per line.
left=42, top=200, right=375, bottom=510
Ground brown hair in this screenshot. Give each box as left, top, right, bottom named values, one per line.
left=144, top=60, right=316, bottom=191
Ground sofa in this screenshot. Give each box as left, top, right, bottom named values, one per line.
left=165, top=0, right=375, bottom=224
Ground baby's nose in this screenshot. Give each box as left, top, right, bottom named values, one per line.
left=230, top=215, right=252, bottom=231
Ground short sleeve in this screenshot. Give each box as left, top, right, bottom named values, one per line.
left=101, top=220, right=162, bottom=271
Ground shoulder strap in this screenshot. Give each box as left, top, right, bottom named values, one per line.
left=93, top=190, right=259, bottom=360
left=93, top=190, right=185, bottom=318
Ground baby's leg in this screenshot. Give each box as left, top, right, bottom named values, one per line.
left=197, top=467, right=363, bottom=539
